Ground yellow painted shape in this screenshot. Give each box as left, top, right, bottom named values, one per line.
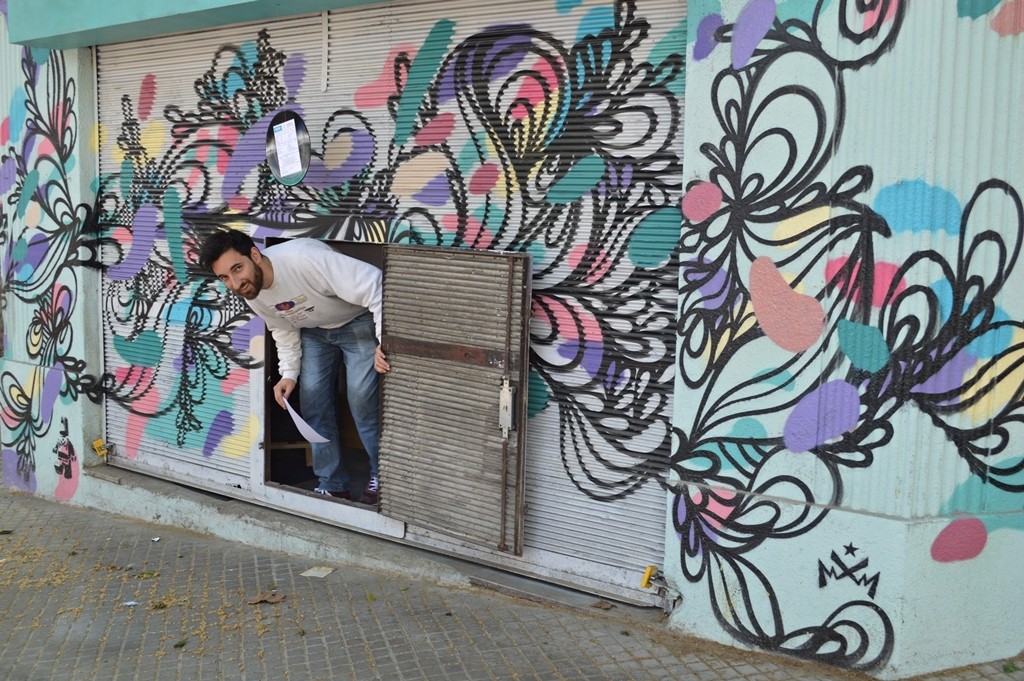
left=773, top=206, right=831, bottom=248
left=220, top=412, right=260, bottom=459
left=963, top=329, right=1024, bottom=425
left=323, top=134, right=353, bottom=171
left=392, top=152, right=447, bottom=199
left=89, top=122, right=102, bottom=153
left=140, top=119, right=167, bottom=154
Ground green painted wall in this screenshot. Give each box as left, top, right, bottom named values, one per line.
left=8, top=0, right=385, bottom=48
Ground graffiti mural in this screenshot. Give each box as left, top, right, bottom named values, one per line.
left=93, top=0, right=684, bottom=492
left=0, top=42, right=99, bottom=493
left=673, top=0, right=1024, bottom=670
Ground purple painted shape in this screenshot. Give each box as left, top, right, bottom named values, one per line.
left=437, top=32, right=532, bottom=104
left=783, top=380, right=861, bottom=452
left=202, top=411, right=234, bottom=457
left=106, top=203, right=159, bottom=281
left=232, top=316, right=264, bottom=353
left=694, top=13, right=724, bottom=61
left=732, top=0, right=776, bottom=69
left=19, top=233, right=51, bottom=275
left=0, top=0, right=8, bottom=18
left=913, top=349, right=977, bottom=397
left=303, top=127, right=374, bottom=188
left=684, top=261, right=730, bottom=310
left=283, top=53, right=307, bottom=99
left=40, top=367, right=63, bottom=425
left=334, top=130, right=375, bottom=181
left=222, top=106, right=304, bottom=196
left=413, top=173, right=451, bottom=206
left=0, top=156, right=17, bottom=195
left=556, top=339, right=604, bottom=377
left=3, top=448, right=36, bottom=493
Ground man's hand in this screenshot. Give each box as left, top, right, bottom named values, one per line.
left=374, top=345, right=390, bottom=374
left=273, top=378, right=296, bottom=409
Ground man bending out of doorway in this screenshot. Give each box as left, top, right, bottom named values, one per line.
left=199, top=230, right=390, bottom=504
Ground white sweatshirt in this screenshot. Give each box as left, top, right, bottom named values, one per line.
left=245, top=238, right=383, bottom=381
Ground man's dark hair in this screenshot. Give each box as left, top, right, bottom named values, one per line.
left=198, top=229, right=257, bottom=272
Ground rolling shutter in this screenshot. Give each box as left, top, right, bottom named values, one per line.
left=379, top=246, right=531, bottom=553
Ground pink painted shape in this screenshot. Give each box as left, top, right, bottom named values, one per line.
left=825, top=256, right=907, bottom=308
left=221, top=367, right=250, bottom=395
left=354, top=45, right=417, bottom=110
left=864, top=0, right=899, bottom=31
left=992, top=0, right=1024, bottom=36
left=1, top=117, right=9, bottom=146
left=138, top=73, right=157, bottom=121
left=36, top=138, right=56, bottom=158
left=54, top=449, right=79, bottom=502
left=227, top=195, right=251, bottom=212
left=749, top=256, right=824, bottom=352
left=931, top=516, right=987, bottom=562
left=681, top=181, right=723, bottom=223
left=513, top=57, right=558, bottom=118
left=414, top=113, right=456, bottom=146
left=442, top=213, right=493, bottom=249
left=469, top=163, right=500, bottom=195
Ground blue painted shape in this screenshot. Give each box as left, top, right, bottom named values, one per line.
left=555, top=0, right=582, bottom=13
left=874, top=180, right=962, bottom=234
left=8, top=88, right=27, bottom=144
left=577, top=6, right=614, bottom=41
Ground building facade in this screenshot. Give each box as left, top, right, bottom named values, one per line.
left=0, top=0, right=1021, bottom=677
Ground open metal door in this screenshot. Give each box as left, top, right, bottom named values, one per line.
left=379, top=246, right=531, bottom=554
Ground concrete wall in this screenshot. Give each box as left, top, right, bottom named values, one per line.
left=667, top=0, right=1024, bottom=677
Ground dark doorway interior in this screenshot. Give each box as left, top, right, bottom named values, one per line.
left=262, top=238, right=383, bottom=504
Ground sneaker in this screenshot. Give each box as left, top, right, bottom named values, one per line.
left=359, top=476, right=379, bottom=505
left=313, top=487, right=350, bottom=500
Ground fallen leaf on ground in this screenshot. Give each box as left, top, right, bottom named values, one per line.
left=591, top=600, right=615, bottom=610
left=247, top=592, right=286, bottom=605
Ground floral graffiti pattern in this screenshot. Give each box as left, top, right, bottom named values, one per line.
left=92, top=0, right=683, bottom=490
left=674, top=0, right=1024, bottom=670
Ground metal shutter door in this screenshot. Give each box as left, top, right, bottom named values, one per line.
left=379, top=246, right=531, bottom=553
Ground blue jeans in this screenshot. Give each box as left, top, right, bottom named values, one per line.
left=299, top=312, right=380, bottom=493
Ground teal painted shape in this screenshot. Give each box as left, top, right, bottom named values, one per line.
left=943, top=457, right=1024, bottom=530
left=113, top=330, right=162, bottom=367
left=394, top=20, right=456, bottom=149
left=119, top=158, right=134, bottom=200
left=9, top=0, right=393, bottom=49
left=163, top=188, right=189, bottom=284
left=874, top=180, right=962, bottom=234
left=776, top=0, right=832, bottom=22
left=957, top=0, right=1001, bottom=19
left=838, top=319, right=890, bottom=373
left=556, top=0, right=582, bottom=13
left=29, top=46, right=50, bottom=65
left=648, top=18, right=687, bottom=98
left=16, top=169, right=39, bottom=218
left=712, top=417, right=768, bottom=472
left=548, top=154, right=604, bottom=205
left=527, top=370, right=550, bottom=418
left=629, top=206, right=681, bottom=268
left=754, top=368, right=795, bottom=390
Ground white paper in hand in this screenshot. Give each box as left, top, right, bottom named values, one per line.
left=285, top=401, right=329, bottom=443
